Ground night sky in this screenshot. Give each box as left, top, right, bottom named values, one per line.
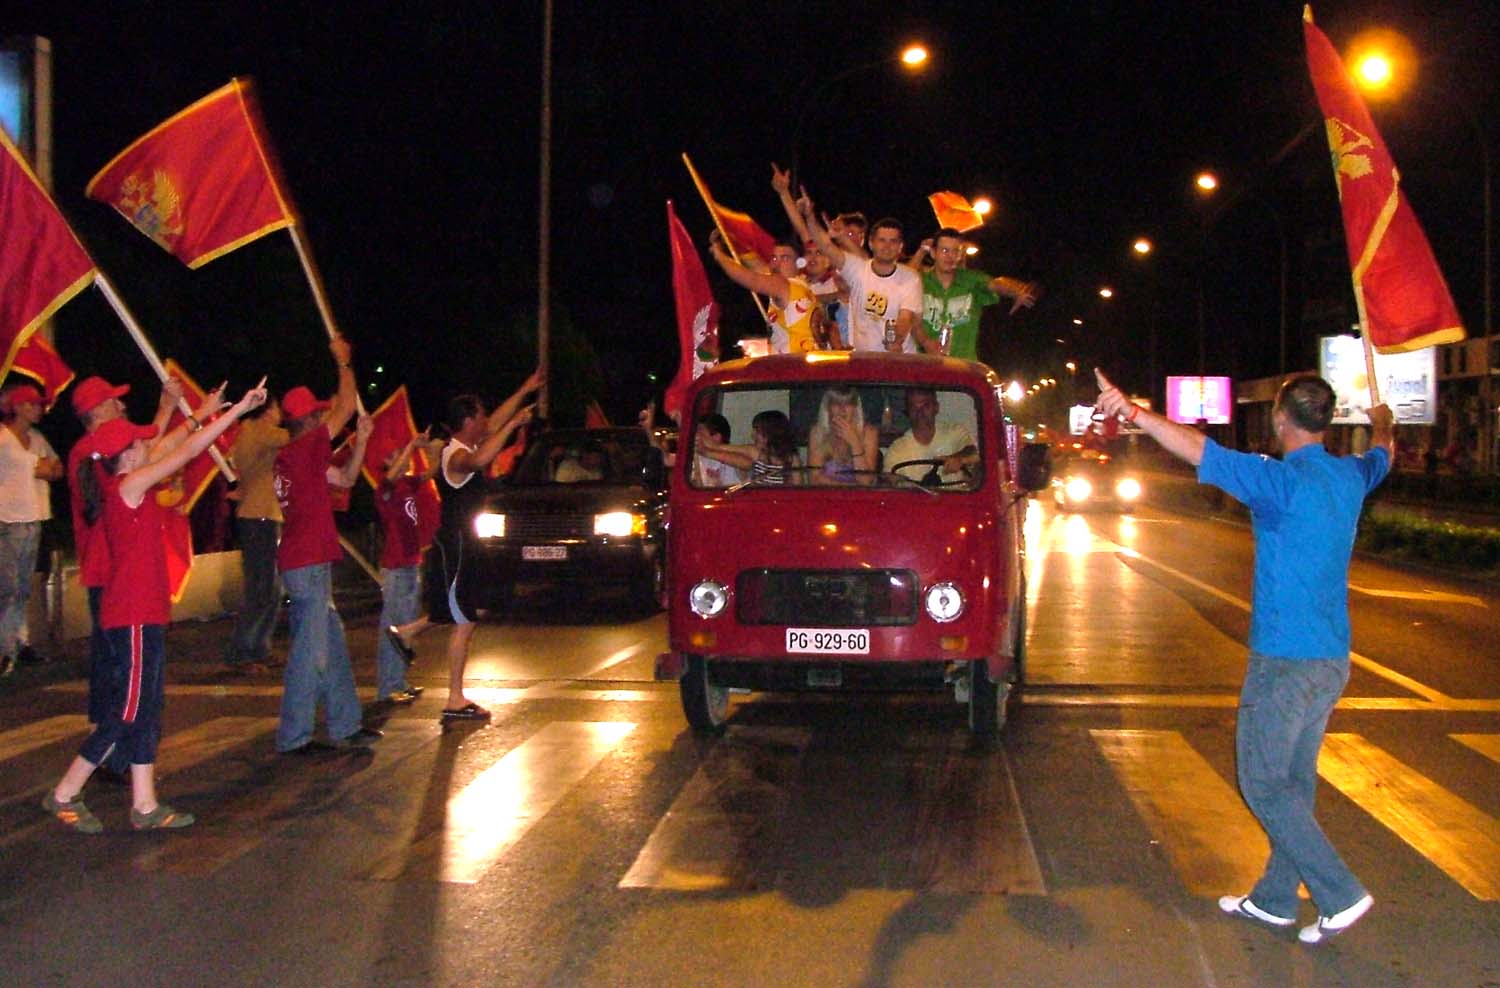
left=11, top=1, right=1499, bottom=431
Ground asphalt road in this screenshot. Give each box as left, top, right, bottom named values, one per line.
left=1, top=501, right=1497, bottom=988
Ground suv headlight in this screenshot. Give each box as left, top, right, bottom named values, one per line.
left=474, top=512, right=506, bottom=539
left=924, top=582, right=965, bottom=623
left=689, top=580, right=729, bottom=617
left=1115, top=477, right=1142, bottom=501
left=1065, top=477, right=1092, bottom=502
left=594, top=511, right=646, bottom=537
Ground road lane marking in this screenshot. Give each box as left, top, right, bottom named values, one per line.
left=573, top=640, right=648, bottom=679
left=42, top=682, right=670, bottom=703
left=0, top=715, right=89, bottom=762
left=1452, top=734, right=1500, bottom=763
left=1348, top=585, right=1487, bottom=608
left=619, top=725, right=810, bottom=891
left=1023, top=692, right=1500, bottom=712
left=1319, top=733, right=1500, bottom=901
left=369, top=720, right=635, bottom=884
left=1091, top=729, right=1268, bottom=895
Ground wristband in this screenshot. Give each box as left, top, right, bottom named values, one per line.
left=1125, top=405, right=1140, bottom=423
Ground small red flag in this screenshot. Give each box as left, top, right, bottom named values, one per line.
left=0, top=128, right=96, bottom=378
left=10, top=334, right=76, bottom=410
left=488, top=429, right=528, bottom=480
left=156, top=360, right=240, bottom=601
left=86, top=79, right=295, bottom=269
left=1303, top=7, right=1465, bottom=354
left=681, top=153, right=776, bottom=262
left=361, top=386, right=441, bottom=547
left=664, top=200, right=720, bottom=417
left=927, top=191, right=985, bottom=233
left=584, top=399, right=611, bottom=429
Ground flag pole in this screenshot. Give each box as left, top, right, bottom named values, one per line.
left=286, top=222, right=368, bottom=415
left=1353, top=283, right=1383, bottom=407
left=680, top=153, right=772, bottom=325
left=92, top=272, right=236, bottom=481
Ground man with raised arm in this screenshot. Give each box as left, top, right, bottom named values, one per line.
left=804, top=198, right=921, bottom=353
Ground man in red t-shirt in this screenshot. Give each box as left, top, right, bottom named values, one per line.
left=271, top=336, right=378, bottom=755
left=372, top=432, right=441, bottom=704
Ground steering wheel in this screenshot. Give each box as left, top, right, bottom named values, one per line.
left=887, top=457, right=962, bottom=488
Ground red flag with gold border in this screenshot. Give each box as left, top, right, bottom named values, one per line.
left=360, top=386, right=441, bottom=547
left=664, top=200, right=720, bottom=417
left=0, top=128, right=96, bottom=378
left=927, top=191, right=985, bottom=233
left=1303, top=7, right=1464, bottom=353
left=86, top=79, right=295, bottom=269
left=11, top=334, right=75, bottom=410
left=681, top=154, right=776, bottom=262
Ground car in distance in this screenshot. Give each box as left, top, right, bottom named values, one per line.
left=656, top=352, right=1050, bottom=738
left=469, top=427, right=668, bottom=612
left=1051, top=450, right=1143, bottom=512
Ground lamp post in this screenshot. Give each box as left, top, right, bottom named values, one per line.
left=1194, top=171, right=1217, bottom=379
left=789, top=44, right=930, bottom=189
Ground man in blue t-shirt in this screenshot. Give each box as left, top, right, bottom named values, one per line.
left=1095, top=368, right=1393, bottom=947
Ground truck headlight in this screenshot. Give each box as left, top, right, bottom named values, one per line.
left=1064, top=477, right=1092, bottom=502
left=474, top=512, right=506, bottom=539
left=689, top=580, right=728, bottom=617
left=594, top=511, right=646, bottom=537
left=924, top=582, right=965, bottom=623
left=1115, top=477, right=1142, bottom=501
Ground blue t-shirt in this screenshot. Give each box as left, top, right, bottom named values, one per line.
left=1197, top=439, right=1390, bottom=659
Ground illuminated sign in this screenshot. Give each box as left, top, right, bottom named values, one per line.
left=1318, top=335, right=1435, bottom=426
left=1165, top=376, right=1232, bottom=425
left=0, top=48, right=24, bottom=146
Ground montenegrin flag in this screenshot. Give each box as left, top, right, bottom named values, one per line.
left=156, top=360, right=241, bottom=602
left=664, top=200, right=719, bottom=417
left=361, top=386, right=441, bottom=547
left=86, top=79, right=295, bottom=269
left=1303, top=7, right=1465, bottom=353
left=11, top=334, right=75, bottom=410
left=681, top=153, right=776, bottom=262
left=0, top=127, right=96, bottom=379
left=927, top=191, right=986, bottom=233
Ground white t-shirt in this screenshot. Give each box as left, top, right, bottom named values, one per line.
left=0, top=426, right=55, bottom=523
left=838, top=253, right=923, bottom=352
left=886, top=421, right=974, bottom=483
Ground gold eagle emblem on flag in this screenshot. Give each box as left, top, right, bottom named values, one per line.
left=116, top=169, right=185, bottom=251
left=1325, top=118, right=1375, bottom=186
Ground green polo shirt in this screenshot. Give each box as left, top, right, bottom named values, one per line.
left=921, top=267, right=999, bottom=361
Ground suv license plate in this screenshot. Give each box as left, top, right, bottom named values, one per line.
left=522, top=546, right=567, bottom=561
left=785, top=628, right=869, bottom=655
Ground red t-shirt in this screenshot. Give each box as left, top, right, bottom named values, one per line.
left=274, top=425, right=343, bottom=572
left=99, top=476, right=170, bottom=628
left=375, top=474, right=424, bottom=569
left=68, top=442, right=111, bottom=588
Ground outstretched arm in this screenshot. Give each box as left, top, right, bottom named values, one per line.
left=321, top=335, right=358, bottom=438
left=122, top=382, right=268, bottom=506
left=1095, top=368, right=1205, bottom=466
left=329, top=414, right=373, bottom=487
left=487, top=368, right=544, bottom=432
left=989, top=276, right=1040, bottom=314
left=708, top=231, right=789, bottom=302
left=771, top=163, right=813, bottom=245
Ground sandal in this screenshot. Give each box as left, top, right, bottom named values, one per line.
left=385, top=626, right=416, bottom=665
left=42, top=792, right=103, bottom=834
left=440, top=702, right=491, bottom=722
left=130, top=803, right=196, bottom=831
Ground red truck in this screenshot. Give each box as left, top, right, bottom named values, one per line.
left=656, top=352, right=1050, bottom=737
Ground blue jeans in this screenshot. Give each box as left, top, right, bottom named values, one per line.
left=376, top=565, right=420, bottom=695
left=1238, top=651, right=1365, bottom=917
left=226, top=517, right=282, bottom=665
left=0, top=520, right=41, bottom=659
left=277, top=563, right=361, bottom=751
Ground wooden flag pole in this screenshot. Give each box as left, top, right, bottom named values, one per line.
left=92, top=272, right=236, bottom=481
left=287, top=222, right=368, bottom=415
left=680, top=153, right=773, bottom=326
left=1352, top=281, right=1383, bottom=408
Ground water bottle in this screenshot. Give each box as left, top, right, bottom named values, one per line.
left=883, top=319, right=897, bottom=348
left=937, top=324, right=952, bottom=354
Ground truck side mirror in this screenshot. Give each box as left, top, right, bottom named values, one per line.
left=1016, top=443, right=1051, bottom=492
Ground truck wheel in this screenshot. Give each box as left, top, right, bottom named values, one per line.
left=680, top=655, right=728, bottom=733
left=968, top=658, right=1012, bottom=739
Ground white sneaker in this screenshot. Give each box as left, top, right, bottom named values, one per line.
left=1298, top=893, right=1373, bottom=944
left=1218, top=894, right=1295, bottom=928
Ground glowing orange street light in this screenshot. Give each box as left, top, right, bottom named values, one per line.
left=972, top=197, right=993, bottom=216
left=1072, top=317, right=1083, bottom=326
left=964, top=244, right=979, bottom=256
left=1133, top=238, right=1153, bottom=255
left=1355, top=52, right=1393, bottom=90
left=1195, top=171, right=1219, bottom=194
left=1098, top=286, right=1114, bottom=299
left=901, top=45, right=929, bottom=68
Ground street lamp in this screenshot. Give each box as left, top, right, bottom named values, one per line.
left=1133, top=238, right=1153, bottom=256
left=1098, top=286, right=1114, bottom=299
left=1195, top=171, right=1219, bottom=193
left=1193, top=172, right=1219, bottom=378
left=972, top=197, right=993, bottom=216
left=789, top=44, right=931, bottom=188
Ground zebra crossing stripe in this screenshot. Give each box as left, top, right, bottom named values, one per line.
left=1451, top=733, right=1500, bottom=764
left=0, top=715, right=89, bottom=762
left=1091, top=729, right=1269, bottom=895
left=1319, top=733, right=1500, bottom=901
left=368, top=720, right=636, bottom=884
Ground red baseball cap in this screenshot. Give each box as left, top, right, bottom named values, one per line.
left=280, top=386, right=330, bottom=419
left=71, top=376, right=130, bottom=416
left=88, top=419, right=160, bottom=458
left=0, top=384, right=44, bottom=412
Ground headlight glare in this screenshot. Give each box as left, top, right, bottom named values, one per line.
left=1064, top=477, right=1092, bottom=502
left=474, top=512, right=506, bottom=539
left=1116, top=477, right=1142, bottom=500
left=689, top=580, right=729, bottom=617
left=594, top=511, right=645, bottom=537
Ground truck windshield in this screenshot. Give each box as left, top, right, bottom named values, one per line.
left=686, top=383, right=985, bottom=491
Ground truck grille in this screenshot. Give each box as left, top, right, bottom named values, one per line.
left=505, top=514, right=592, bottom=540
left=735, top=569, right=919, bottom=626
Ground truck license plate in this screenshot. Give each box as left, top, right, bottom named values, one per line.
left=785, top=628, right=869, bottom=655
left=522, top=546, right=567, bottom=561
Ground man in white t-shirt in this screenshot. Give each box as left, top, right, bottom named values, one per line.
left=885, top=388, right=977, bottom=485
left=806, top=208, right=922, bottom=352
left=0, top=385, right=63, bottom=676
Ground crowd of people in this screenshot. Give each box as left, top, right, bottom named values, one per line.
left=5, top=335, right=539, bottom=833
left=708, top=164, right=1040, bottom=361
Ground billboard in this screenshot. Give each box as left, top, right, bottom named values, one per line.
left=1165, top=376, right=1232, bottom=425
left=1319, top=335, right=1436, bottom=426
left=0, top=46, right=24, bottom=146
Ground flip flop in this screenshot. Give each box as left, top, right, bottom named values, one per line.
left=440, top=702, right=491, bottom=722
left=385, top=626, right=416, bottom=665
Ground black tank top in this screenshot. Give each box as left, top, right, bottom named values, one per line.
left=436, top=441, right=488, bottom=541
